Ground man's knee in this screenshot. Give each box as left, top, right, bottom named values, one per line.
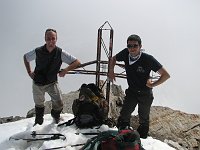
left=52, top=100, right=63, bottom=110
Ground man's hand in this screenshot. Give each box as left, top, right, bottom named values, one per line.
left=146, top=79, right=154, bottom=88
left=146, top=67, right=170, bottom=88
left=108, top=70, right=116, bottom=83
left=58, top=59, right=81, bottom=78
left=108, top=56, right=117, bottom=83
left=58, top=69, right=67, bottom=77
left=28, top=71, right=35, bottom=79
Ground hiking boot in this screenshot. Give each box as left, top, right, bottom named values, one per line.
left=140, top=133, right=149, bottom=139
left=34, top=106, right=44, bottom=125
left=54, top=116, right=64, bottom=124
left=51, top=109, right=62, bottom=124
left=137, top=124, right=149, bottom=139
left=116, top=119, right=130, bottom=130
left=54, top=117, right=60, bottom=124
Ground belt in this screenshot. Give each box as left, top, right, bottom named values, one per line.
left=128, top=88, right=152, bottom=95
left=34, top=81, right=57, bottom=86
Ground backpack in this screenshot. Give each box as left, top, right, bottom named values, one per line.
left=58, top=83, right=109, bottom=128
left=73, top=83, right=109, bottom=128
left=81, top=129, right=144, bottom=150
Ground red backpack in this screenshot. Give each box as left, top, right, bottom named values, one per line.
left=101, top=129, right=142, bottom=150
left=81, top=129, right=144, bottom=150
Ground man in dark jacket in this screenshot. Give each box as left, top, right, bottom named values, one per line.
left=24, top=28, right=81, bottom=125
left=108, top=34, right=170, bottom=138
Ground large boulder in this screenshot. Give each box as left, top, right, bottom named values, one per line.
left=130, top=106, right=200, bottom=149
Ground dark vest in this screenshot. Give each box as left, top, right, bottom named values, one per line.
left=33, top=45, right=62, bottom=85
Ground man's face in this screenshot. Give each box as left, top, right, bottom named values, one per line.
left=127, top=40, right=141, bottom=57
left=45, top=31, right=57, bottom=50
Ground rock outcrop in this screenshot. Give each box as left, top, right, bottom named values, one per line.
left=0, top=116, right=25, bottom=124
left=150, top=106, right=200, bottom=149
left=131, top=106, right=200, bottom=149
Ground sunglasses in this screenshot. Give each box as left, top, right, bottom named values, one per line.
left=127, top=44, right=139, bottom=48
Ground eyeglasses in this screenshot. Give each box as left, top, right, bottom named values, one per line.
left=45, top=28, right=57, bottom=33
left=127, top=44, right=139, bottom=48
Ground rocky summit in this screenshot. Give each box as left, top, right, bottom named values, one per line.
left=1, top=83, right=200, bottom=150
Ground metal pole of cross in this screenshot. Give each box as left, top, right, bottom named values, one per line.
left=67, top=21, right=127, bottom=103
left=96, top=21, right=114, bottom=101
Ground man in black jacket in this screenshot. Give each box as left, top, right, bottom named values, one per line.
left=24, top=28, right=81, bottom=125
left=108, top=34, right=170, bottom=138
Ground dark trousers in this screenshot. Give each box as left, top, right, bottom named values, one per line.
left=117, top=88, right=154, bottom=137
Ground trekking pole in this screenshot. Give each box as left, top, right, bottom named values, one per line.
left=31, top=131, right=66, bottom=140
left=9, top=131, right=66, bottom=142
left=57, top=118, right=75, bottom=127
left=44, top=143, right=86, bottom=150
left=75, top=132, right=100, bottom=135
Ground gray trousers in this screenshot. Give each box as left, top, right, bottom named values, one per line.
left=118, top=88, right=154, bottom=127
left=32, top=81, right=63, bottom=111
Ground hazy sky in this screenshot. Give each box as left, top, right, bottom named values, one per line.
left=0, top=0, right=200, bottom=117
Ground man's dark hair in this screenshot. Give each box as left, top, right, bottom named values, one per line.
left=127, top=34, right=142, bottom=45
left=45, top=28, right=57, bottom=38
left=45, top=28, right=57, bottom=34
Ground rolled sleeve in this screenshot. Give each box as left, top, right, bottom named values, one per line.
left=25, top=49, right=36, bottom=62
left=61, top=50, right=77, bottom=64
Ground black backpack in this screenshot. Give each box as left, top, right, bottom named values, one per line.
left=58, top=83, right=109, bottom=128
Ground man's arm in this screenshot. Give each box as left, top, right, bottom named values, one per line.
left=108, top=55, right=117, bottom=82
left=146, top=67, right=170, bottom=88
left=23, top=54, right=34, bottom=79
left=59, top=59, right=81, bottom=77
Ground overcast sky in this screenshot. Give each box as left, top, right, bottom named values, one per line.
left=0, top=0, right=200, bottom=117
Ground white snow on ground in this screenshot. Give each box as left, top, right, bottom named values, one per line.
left=0, top=113, right=175, bottom=150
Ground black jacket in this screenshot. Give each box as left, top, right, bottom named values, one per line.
left=34, top=45, right=62, bottom=85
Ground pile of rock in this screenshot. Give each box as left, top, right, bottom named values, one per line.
left=0, top=116, right=25, bottom=124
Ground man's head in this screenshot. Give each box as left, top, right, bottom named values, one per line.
left=127, top=34, right=142, bottom=45
left=127, top=34, right=142, bottom=57
left=45, top=28, right=57, bottom=52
